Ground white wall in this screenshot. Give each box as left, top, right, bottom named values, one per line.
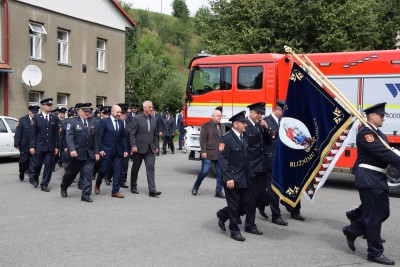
left=16, top=0, right=132, bottom=31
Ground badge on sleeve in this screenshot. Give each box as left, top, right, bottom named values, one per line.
left=67, top=123, right=71, bottom=130
left=365, top=134, right=374, bottom=142
left=219, top=143, right=225, bottom=151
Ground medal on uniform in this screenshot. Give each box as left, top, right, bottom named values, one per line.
left=67, top=124, right=71, bottom=130
left=219, top=143, right=225, bottom=151
left=365, top=134, right=374, bottom=142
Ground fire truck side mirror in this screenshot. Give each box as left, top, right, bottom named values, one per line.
left=285, top=57, right=291, bottom=63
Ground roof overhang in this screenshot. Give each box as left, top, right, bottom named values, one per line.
left=111, top=0, right=137, bottom=27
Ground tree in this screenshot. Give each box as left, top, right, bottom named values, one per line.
left=171, top=0, right=190, bottom=21
left=117, top=0, right=132, bottom=12
left=196, top=0, right=400, bottom=54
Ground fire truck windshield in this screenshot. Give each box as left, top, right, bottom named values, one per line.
left=190, top=67, right=232, bottom=95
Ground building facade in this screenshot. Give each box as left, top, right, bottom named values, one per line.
left=0, top=0, right=136, bottom=117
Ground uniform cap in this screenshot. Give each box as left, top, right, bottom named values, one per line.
left=68, top=107, right=77, bottom=118
left=247, top=102, right=266, bottom=113
left=164, top=107, right=170, bottom=112
left=215, top=106, right=223, bottom=112
left=28, top=105, right=40, bottom=114
left=96, top=104, right=104, bottom=109
left=118, top=103, right=129, bottom=113
left=40, top=98, right=53, bottom=105
left=101, top=106, right=111, bottom=115
left=276, top=100, right=285, bottom=109
left=51, top=107, right=60, bottom=113
left=229, top=110, right=247, bottom=122
left=75, top=103, right=92, bottom=112
left=59, top=107, right=67, bottom=113
left=363, top=102, right=388, bottom=115
left=131, top=103, right=138, bottom=108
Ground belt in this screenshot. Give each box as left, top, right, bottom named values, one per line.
left=359, top=163, right=385, bottom=173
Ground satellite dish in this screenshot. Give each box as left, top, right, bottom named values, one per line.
left=22, top=65, right=42, bottom=86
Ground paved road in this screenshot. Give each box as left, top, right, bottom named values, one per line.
left=0, top=152, right=399, bottom=266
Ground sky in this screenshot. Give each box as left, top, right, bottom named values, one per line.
left=128, top=0, right=210, bottom=16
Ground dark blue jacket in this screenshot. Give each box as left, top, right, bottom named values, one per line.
left=14, top=114, right=33, bottom=152
left=264, top=114, right=280, bottom=170
left=97, top=116, right=128, bottom=156
left=66, top=117, right=98, bottom=161
left=30, top=112, right=59, bottom=152
left=217, top=130, right=249, bottom=188
left=355, top=124, right=400, bottom=190
left=244, top=118, right=272, bottom=174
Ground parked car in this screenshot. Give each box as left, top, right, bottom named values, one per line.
left=0, top=115, right=19, bottom=157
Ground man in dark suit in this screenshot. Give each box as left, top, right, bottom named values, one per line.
left=29, top=98, right=59, bottom=192
left=192, top=108, right=226, bottom=198
left=130, top=100, right=161, bottom=197
left=242, top=102, right=272, bottom=235
left=118, top=103, right=132, bottom=188
left=343, top=103, right=400, bottom=265
left=262, top=100, right=292, bottom=225
left=216, top=111, right=250, bottom=242
left=14, top=105, right=39, bottom=182
left=60, top=103, right=99, bottom=202
left=176, top=108, right=185, bottom=150
left=95, top=104, right=128, bottom=198
left=159, top=107, right=176, bottom=154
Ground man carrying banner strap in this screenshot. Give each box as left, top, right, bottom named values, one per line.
left=343, top=102, right=400, bottom=265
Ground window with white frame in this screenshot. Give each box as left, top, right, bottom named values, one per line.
left=57, top=29, right=69, bottom=64
left=96, top=39, right=106, bottom=70
left=29, top=91, right=42, bottom=106
left=57, top=94, right=68, bottom=108
left=96, top=96, right=106, bottom=106
left=29, top=22, right=47, bottom=59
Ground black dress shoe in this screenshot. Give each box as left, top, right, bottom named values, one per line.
left=342, top=227, right=356, bottom=251
left=19, top=173, right=25, bottom=181
left=238, top=217, right=242, bottom=225
left=245, top=228, right=263, bottom=235
left=105, top=179, right=111, bottom=185
left=215, top=192, right=225, bottom=199
left=120, top=183, right=128, bottom=188
left=149, top=191, right=161, bottom=197
left=172, top=150, right=175, bottom=154
left=231, top=233, right=246, bottom=242
left=346, top=211, right=359, bottom=222
left=291, top=213, right=305, bottom=221
left=192, top=187, right=198, bottom=195
left=41, top=185, right=50, bottom=192
left=259, top=209, right=268, bottom=219
left=81, top=196, right=93, bottom=203
left=77, top=184, right=83, bottom=190
left=367, top=255, right=395, bottom=265
left=272, top=217, right=288, bottom=226
left=33, top=180, right=39, bottom=188
left=131, top=188, right=139, bottom=194
left=61, top=190, right=68, bottom=198
left=29, top=178, right=33, bottom=185
left=216, top=212, right=226, bottom=231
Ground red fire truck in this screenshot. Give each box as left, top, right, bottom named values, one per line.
left=183, top=50, right=400, bottom=195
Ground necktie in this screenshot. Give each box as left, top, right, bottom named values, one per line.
left=84, top=119, right=88, bottom=127
left=115, top=119, right=118, bottom=131
left=45, top=114, right=48, bottom=123
left=240, top=134, right=243, bottom=143
left=147, top=116, right=151, bottom=133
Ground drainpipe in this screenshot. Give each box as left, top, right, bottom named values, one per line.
left=3, top=0, right=9, bottom=116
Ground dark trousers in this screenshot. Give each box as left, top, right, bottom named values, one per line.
left=265, top=170, right=281, bottom=219
left=61, top=159, right=94, bottom=197
left=31, top=151, right=54, bottom=186
left=283, top=200, right=301, bottom=215
left=130, top=150, right=156, bottom=192
left=97, top=155, right=122, bottom=194
left=244, top=173, right=267, bottom=230
left=178, top=132, right=185, bottom=149
left=162, top=136, right=174, bottom=153
left=120, top=156, right=129, bottom=185
left=218, top=186, right=247, bottom=234
left=346, top=188, right=389, bottom=257
left=19, top=152, right=34, bottom=178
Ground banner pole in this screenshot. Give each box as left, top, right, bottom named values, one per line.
left=283, top=46, right=392, bottom=150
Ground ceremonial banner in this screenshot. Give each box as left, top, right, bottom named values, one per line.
left=272, top=62, right=353, bottom=207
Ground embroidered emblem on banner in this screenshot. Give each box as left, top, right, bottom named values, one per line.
left=290, top=70, right=304, bottom=82
left=333, top=107, right=344, bottom=124
left=219, top=143, right=225, bottom=151
left=365, top=134, right=374, bottom=142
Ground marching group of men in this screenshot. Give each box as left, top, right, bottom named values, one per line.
left=14, top=96, right=399, bottom=265
left=14, top=99, right=182, bottom=203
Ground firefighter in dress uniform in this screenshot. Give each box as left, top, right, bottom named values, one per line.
left=342, top=102, right=400, bottom=265
left=29, top=98, right=59, bottom=192
left=216, top=111, right=250, bottom=242
left=14, top=105, right=39, bottom=182
left=60, top=103, right=99, bottom=202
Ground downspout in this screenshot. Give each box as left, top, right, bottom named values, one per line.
left=4, top=0, right=9, bottom=115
